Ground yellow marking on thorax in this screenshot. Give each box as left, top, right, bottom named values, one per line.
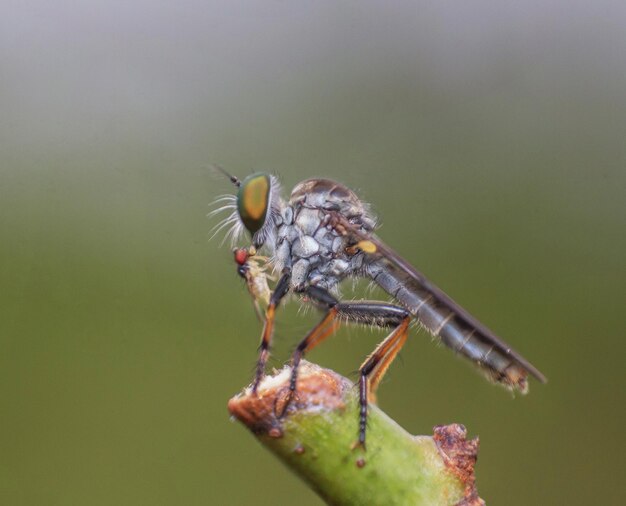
left=346, top=240, right=378, bottom=255
left=357, top=240, right=377, bottom=254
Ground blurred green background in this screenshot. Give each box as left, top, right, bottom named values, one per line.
left=1, top=2, right=625, bottom=505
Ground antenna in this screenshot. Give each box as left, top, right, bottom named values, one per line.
left=209, top=164, right=241, bottom=187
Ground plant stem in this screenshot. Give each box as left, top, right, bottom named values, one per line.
left=228, top=361, right=484, bottom=506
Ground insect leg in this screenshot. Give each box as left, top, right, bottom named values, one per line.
left=286, top=287, right=410, bottom=449
left=252, top=269, right=291, bottom=394
left=358, top=316, right=410, bottom=448
left=286, top=286, right=341, bottom=397
left=288, top=308, right=341, bottom=394
left=288, top=290, right=409, bottom=395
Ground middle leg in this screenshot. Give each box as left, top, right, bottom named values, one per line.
left=285, top=286, right=411, bottom=449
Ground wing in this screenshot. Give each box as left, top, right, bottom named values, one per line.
left=339, top=216, right=546, bottom=392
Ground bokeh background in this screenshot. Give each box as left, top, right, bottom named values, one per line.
left=2, top=2, right=625, bottom=504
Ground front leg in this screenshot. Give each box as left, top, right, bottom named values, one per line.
left=252, top=269, right=291, bottom=394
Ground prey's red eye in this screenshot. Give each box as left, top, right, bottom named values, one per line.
left=234, top=248, right=249, bottom=266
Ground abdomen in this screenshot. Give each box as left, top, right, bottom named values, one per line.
left=367, top=257, right=546, bottom=392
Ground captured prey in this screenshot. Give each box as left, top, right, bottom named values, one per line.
left=234, top=247, right=273, bottom=322
left=211, top=169, right=546, bottom=448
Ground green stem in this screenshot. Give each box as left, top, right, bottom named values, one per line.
left=228, top=361, right=483, bottom=506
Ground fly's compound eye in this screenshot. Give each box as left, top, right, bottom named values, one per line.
left=237, top=173, right=271, bottom=236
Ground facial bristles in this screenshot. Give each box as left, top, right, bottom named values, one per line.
left=208, top=194, right=244, bottom=247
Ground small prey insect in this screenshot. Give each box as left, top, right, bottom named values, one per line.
left=211, top=167, right=547, bottom=449
left=233, top=247, right=273, bottom=322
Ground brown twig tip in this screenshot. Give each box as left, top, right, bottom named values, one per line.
left=433, top=424, right=484, bottom=506
left=227, top=361, right=348, bottom=435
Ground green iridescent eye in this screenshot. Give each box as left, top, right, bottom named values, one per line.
left=237, top=173, right=270, bottom=235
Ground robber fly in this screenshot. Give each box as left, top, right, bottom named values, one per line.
left=211, top=167, right=546, bottom=448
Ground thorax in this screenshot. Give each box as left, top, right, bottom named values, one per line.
left=271, top=178, right=375, bottom=291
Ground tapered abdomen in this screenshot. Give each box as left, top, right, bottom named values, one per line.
left=368, top=258, right=546, bottom=392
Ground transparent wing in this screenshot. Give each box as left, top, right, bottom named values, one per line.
left=338, top=215, right=546, bottom=391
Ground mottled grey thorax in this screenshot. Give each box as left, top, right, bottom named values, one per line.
left=272, top=178, right=376, bottom=292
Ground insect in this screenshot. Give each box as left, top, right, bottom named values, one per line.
left=233, top=247, right=274, bottom=322
left=211, top=167, right=546, bottom=448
